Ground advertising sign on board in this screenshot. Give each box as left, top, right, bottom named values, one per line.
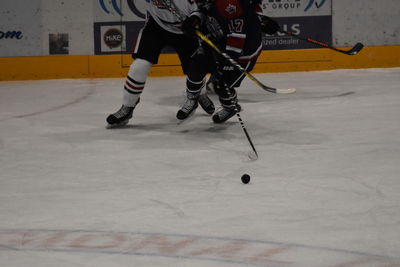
left=93, top=0, right=332, bottom=54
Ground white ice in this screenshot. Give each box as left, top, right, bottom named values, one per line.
left=1, top=68, right=400, bottom=267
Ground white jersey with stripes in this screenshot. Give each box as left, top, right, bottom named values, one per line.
left=147, top=0, right=198, bottom=34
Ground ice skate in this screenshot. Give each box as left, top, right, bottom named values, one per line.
left=176, top=97, right=198, bottom=121
left=106, top=105, right=134, bottom=128
left=198, top=93, right=215, bottom=115
left=212, top=104, right=241, bottom=123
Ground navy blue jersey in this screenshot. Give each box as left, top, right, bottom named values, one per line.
left=200, top=0, right=262, bottom=62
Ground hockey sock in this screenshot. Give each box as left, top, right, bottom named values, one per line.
left=214, top=79, right=238, bottom=109
left=123, top=58, right=152, bottom=107
left=186, top=77, right=205, bottom=99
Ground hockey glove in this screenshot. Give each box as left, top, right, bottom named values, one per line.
left=259, top=15, right=280, bottom=35
left=181, top=15, right=201, bottom=36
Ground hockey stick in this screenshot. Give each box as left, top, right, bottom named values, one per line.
left=196, top=33, right=262, bottom=160
left=280, top=30, right=364, bottom=55
left=152, top=0, right=295, bottom=94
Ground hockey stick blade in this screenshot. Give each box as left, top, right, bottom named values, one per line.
left=248, top=150, right=258, bottom=161
left=346, top=42, right=364, bottom=55
left=266, top=87, right=297, bottom=94
left=258, top=82, right=296, bottom=94
left=277, top=88, right=296, bottom=94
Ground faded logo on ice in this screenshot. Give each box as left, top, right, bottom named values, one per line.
left=0, top=229, right=398, bottom=266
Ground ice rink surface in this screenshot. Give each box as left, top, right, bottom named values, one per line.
left=1, top=68, right=400, bottom=266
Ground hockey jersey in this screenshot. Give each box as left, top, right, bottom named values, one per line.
left=147, top=0, right=199, bottom=34
left=201, top=0, right=262, bottom=62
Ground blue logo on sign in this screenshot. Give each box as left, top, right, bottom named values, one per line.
left=304, top=0, right=327, bottom=11
left=99, top=0, right=147, bottom=19
left=99, top=0, right=124, bottom=16
left=0, top=30, right=23, bottom=39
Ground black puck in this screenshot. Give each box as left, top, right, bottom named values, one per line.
left=241, top=174, right=250, bottom=184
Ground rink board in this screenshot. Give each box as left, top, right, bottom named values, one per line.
left=0, top=45, right=399, bottom=81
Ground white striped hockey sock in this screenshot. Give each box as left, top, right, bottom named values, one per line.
left=123, top=58, right=152, bottom=107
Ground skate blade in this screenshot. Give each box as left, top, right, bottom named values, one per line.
left=105, top=120, right=129, bottom=129
left=177, top=109, right=197, bottom=125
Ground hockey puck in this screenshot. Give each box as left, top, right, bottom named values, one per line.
left=241, top=174, right=250, bottom=184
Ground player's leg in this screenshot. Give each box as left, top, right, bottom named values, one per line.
left=106, top=59, right=152, bottom=127
left=212, top=60, right=255, bottom=123
left=212, top=83, right=241, bottom=124
left=176, top=48, right=213, bottom=120
left=173, top=36, right=215, bottom=117
left=106, top=17, right=165, bottom=128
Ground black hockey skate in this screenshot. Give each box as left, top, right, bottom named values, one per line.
left=198, top=93, right=215, bottom=115
left=106, top=105, right=134, bottom=128
left=212, top=104, right=241, bottom=124
left=176, top=97, right=198, bottom=121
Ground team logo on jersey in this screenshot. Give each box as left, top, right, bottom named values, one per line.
left=225, top=4, right=237, bottom=14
